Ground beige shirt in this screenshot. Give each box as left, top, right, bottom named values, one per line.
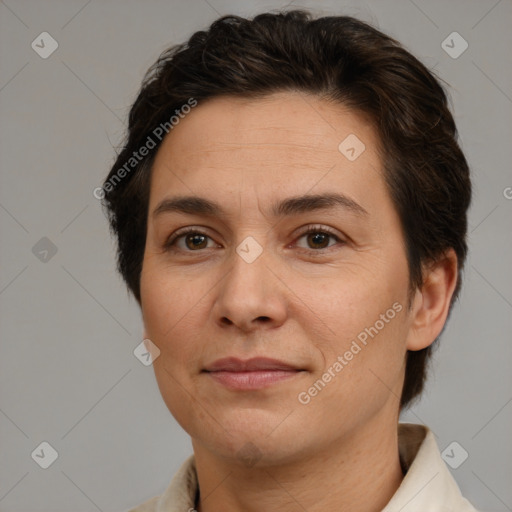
left=128, top=423, right=478, bottom=512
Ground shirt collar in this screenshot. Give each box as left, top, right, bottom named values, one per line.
left=383, top=423, right=476, bottom=511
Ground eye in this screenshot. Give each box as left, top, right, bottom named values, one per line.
left=294, top=225, right=344, bottom=251
left=164, top=227, right=217, bottom=251
left=164, top=225, right=345, bottom=253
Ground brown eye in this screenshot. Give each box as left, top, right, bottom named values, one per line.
left=184, top=233, right=208, bottom=250
left=306, top=232, right=331, bottom=249
left=295, top=226, right=343, bottom=251
left=164, top=229, right=216, bottom=252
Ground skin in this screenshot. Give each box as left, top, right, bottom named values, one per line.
left=140, top=91, right=458, bottom=512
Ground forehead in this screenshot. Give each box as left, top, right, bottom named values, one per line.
left=149, top=92, right=386, bottom=215
left=155, top=92, right=380, bottom=158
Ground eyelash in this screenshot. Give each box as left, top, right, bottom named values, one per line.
left=164, top=224, right=345, bottom=253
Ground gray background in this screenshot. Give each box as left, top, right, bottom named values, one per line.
left=0, top=0, right=511, bottom=511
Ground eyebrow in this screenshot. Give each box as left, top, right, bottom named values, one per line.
left=152, top=192, right=368, bottom=219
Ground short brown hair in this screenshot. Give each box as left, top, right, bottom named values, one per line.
left=102, top=10, right=471, bottom=409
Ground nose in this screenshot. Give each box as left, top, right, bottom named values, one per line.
left=211, top=244, right=288, bottom=333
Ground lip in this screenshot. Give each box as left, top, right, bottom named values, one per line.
left=203, top=357, right=304, bottom=390
left=204, top=357, right=300, bottom=372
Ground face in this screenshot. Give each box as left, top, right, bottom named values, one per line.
left=140, top=92, right=416, bottom=465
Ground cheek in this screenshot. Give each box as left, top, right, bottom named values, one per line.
left=291, top=259, right=407, bottom=339
left=289, top=263, right=409, bottom=390
left=296, top=293, right=408, bottom=422
left=140, top=264, right=207, bottom=365
left=140, top=267, right=211, bottom=426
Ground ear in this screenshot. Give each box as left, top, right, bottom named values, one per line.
left=406, top=249, right=458, bottom=351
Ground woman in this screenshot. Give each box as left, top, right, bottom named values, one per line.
left=101, top=10, right=477, bottom=512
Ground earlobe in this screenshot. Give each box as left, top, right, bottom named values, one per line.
left=406, top=249, right=458, bottom=351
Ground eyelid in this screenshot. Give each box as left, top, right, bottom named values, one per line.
left=294, top=223, right=343, bottom=239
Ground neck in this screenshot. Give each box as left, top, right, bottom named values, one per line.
left=192, top=414, right=403, bottom=512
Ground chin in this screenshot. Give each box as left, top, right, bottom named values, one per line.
left=193, top=417, right=312, bottom=467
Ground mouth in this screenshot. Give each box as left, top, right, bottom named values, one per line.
left=202, top=357, right=305, bottom=390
